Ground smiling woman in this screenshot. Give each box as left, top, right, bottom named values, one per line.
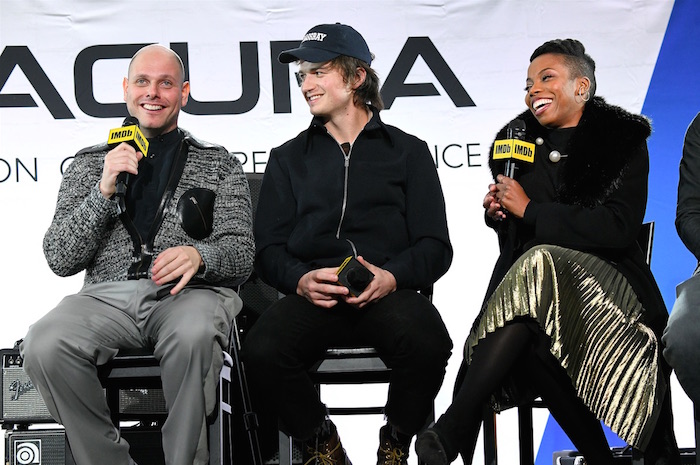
left=416, top=38, right=681, bottom=465
left=525, top=41, right=595, bottom=130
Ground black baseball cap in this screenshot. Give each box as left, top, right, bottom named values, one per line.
left=278, top=23, right=372, bottom=65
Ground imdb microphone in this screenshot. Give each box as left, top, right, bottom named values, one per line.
left=492, top=119, right=535, bottom=178
left=108, top=116, right=149, bottom=198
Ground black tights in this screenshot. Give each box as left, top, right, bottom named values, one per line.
left=435, top=322, right=615, bottom=465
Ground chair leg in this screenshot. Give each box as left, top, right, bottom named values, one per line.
left=695, top=403, right=699, bottom=465
left=518, top=405, right=534, bottom=465
left=279, top=430, right=293, bottom=465
left=230, top=322, right=264, bottom=465
left=482, top=407, right=497, bottom=465
left=631, top=447, right=644, bottom=465
left=209, top=352, right=233, bottom=465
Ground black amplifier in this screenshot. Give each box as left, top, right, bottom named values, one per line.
left=1, top=348, right=169, bottom=426
left=1, top=349, right=53, bottom=424
left=4, top=429, right=76, bottom=465
left=4, top=427, right=167, bottom=465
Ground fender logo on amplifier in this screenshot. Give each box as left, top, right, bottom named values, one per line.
left=5, top=352, right=38, bottom=401
left=10, top=377, right=35, bottom=401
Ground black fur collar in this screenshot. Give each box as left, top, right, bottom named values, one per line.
left=490, top=97, right=651, bottom=207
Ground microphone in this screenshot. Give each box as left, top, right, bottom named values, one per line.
left=107, top=116, right=149, bottom=197
left=492, top=119, right=534, bottom=178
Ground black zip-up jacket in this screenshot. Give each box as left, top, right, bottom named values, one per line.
left=255, top=107, right=452, bottom=295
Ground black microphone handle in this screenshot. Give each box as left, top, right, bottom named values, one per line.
left=504, top=119, right=526, bottom=179
left=112, top=116, right=140, bottom=198
left=505, top=160, right=515, bottom=178
left=115, top=172, right=130, bottom=197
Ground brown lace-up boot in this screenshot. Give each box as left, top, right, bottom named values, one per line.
left=302, top=419, right=352, bottom=465
left=377, top=423, right=411, bottom=465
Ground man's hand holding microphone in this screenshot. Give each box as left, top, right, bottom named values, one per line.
left=99, top=116, right=148, bottom=199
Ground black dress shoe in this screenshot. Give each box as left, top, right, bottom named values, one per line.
left=415, top=428, right=450, bottom=465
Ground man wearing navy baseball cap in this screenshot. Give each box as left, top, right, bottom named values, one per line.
left=243, top=23, right=453, bottom=465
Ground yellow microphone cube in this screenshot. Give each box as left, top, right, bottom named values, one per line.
left=492, top=139, right=535, bottom=163
left=107, top=125, right=149, bottom=156
left=512, top=139, right=535, bottom=163
left=493, top=139, right=514, bottom=160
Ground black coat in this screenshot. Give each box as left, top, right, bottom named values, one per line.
left=485, top=96, right=667, bottom=334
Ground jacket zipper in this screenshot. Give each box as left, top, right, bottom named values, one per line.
left=335, top=141, right=352, bottom=239
left=189, top=196, right=208, bottom=227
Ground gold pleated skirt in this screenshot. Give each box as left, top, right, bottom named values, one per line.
left=466, top=245, right=663, bottom=448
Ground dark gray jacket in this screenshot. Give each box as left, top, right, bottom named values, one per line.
left=676, top=112, right=700, bottom=266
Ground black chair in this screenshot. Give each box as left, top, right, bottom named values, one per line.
left=482, top=222, right=655, bottom=465
left=99, top=315, right=262, bottom=465
left=273, top=294, right=434, bottom=465
left=270, top=346, right=395, bottom=465
left=100, top=348, right=231, bottom=465
left=237, top=172, right=280, bottom=332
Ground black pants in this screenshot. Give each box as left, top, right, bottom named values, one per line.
left=242, top=289, right=452, bottom=442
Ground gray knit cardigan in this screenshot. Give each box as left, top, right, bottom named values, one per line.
left=43, top=130, right=254, bottom=289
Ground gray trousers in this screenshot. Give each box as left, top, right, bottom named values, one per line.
left=20, top=280, right=241, bottom=465
left=663, top=270, right=700, bottom=406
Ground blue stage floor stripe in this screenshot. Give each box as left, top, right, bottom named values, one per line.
left=642, top=0, right=700, bottom=308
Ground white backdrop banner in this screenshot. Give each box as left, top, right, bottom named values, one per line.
left=0, top=1, right=682, bottom=464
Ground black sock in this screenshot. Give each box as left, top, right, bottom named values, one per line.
left=387, top=423, right=413, bottom=447
left=307, top=417, right=333, bottom=443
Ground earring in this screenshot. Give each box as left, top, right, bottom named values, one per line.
left=578, top=86, right=590, bottom=103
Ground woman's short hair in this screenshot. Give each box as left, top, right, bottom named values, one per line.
left=531, top=38, right=597, bottom=97
left=330, top=54, right=385, bottom=110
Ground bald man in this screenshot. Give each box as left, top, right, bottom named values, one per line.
left=21, top=44, right=254, bottom=465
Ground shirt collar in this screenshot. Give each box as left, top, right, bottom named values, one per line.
left=305, top=105, right=393, bottom=147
